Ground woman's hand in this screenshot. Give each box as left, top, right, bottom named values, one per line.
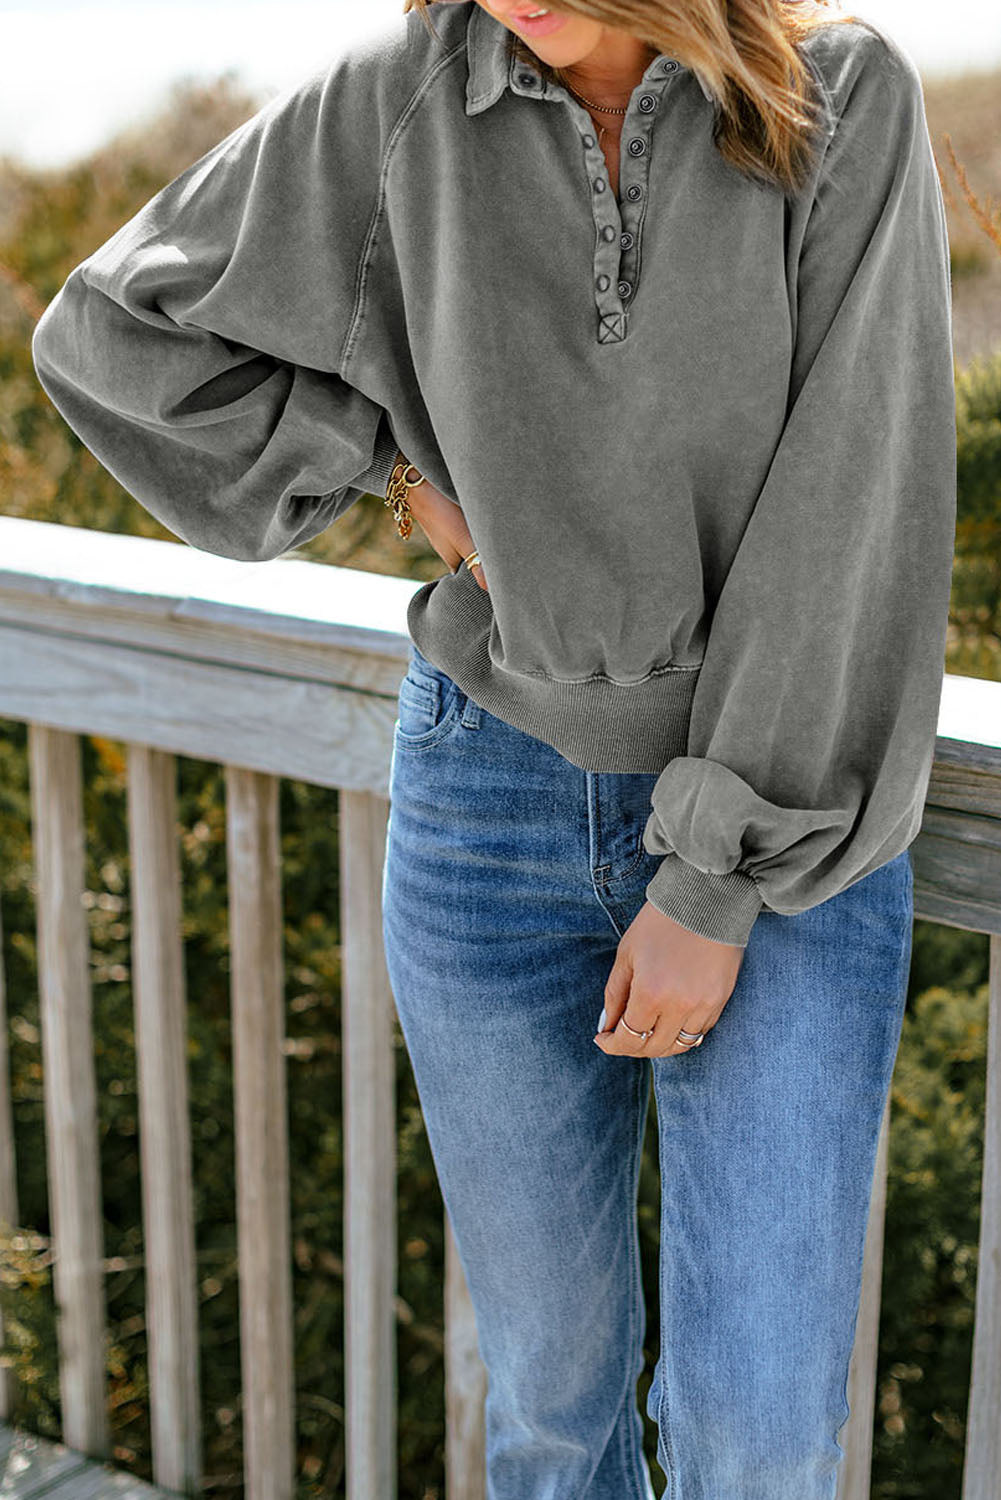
left=406, top=469, right=489, bottom=592
left=594, top=902, right=745, bottom=1058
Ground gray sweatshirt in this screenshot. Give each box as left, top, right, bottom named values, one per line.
left=30, top=1, right=956, bottom=947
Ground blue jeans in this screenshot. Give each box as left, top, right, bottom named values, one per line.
left=381, top=641, right=914, bottom=1500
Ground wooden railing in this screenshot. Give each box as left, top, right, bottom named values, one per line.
left=0, top=514, right=998, bottom=1500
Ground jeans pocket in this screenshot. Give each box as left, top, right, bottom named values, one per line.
left=394, top=646, right=466, bottom=750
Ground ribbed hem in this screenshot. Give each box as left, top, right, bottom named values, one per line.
left=645, top=853, right=763, bottom=947
left=406, top=559, right=704, bottom=772
left=352, top=412, right=400, bottom=498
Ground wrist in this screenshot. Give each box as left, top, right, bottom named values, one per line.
left=645, top=853, right=763, bottom=948
left=385, top=451, right=431, bottom=540
left=397, top=453, right=432, bottom=511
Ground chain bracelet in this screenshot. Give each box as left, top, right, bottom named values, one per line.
left=384, top=453, right=427, bottom=541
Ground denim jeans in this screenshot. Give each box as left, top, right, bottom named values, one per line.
left=381, top=641, right=914, bottom=1500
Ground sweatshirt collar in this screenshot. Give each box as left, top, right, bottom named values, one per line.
left=464, top=3, right=716, bottom=115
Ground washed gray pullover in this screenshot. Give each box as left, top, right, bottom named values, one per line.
left=30, top=0, right=956, bottom=947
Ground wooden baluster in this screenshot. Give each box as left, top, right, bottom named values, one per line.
left=0, top=890, right=19, bottom=1421
left=445, top=1217, right=487, bottom=1500
left=127, top=744, right=202, bottom=1492
left=962, top=932, right=1001, bottom=1500
left=340, top=789, right=397, bottom=1500
left=27, top=725, right=109, bottom=1457
left=226, top=766, right=295, bottom=1500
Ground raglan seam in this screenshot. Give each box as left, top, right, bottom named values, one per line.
left=797, top=18, right=922, bottom=234
left=340, top=40, right=471, bottom=375
left=796, top=36, right=837, bottom=150
left=796, top=24, right=871, bottom=211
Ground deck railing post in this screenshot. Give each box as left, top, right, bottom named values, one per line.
left=961, top=932, right=1001, bottom=1500
left=0, top=891, right=19, bottom=1421
left=127, top=744, right=202, bottom=1494
left=226, top=766, right=296, bottom=1500
left=445, top=1217, right=487, bottom=1500
left=341, top=789, right=398, bottom=1500
left=27, top=725, right=109, bottom=1459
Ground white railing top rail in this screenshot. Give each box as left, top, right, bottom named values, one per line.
left=0, top=517, right=420, bottom=795
left=0, top=515, right=416, bottom=658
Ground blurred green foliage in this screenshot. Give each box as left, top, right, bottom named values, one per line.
left=0, top=72, right=998, bottom=1500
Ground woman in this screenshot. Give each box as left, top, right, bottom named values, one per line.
left=30, top=0, right=956, bottom=1494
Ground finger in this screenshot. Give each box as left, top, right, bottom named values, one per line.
left=459, top=539, right=488, bottom=592
left=595, top=998, right=658, bottom=1056
left=597, top=1008, right=716, bottom=1059
left=647, top=1014, right=714, bottom=1060
left=595, top=954, right=650, bottom=1054
left=596, top=951, right=632, bottom=1038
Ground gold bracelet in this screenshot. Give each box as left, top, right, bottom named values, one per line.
left=384, top=452, right=427, bottom=541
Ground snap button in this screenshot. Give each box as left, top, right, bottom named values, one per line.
left=583, top=133, right=595, bottom=147
left=661, top=59, right=679, bottom=72
left=627, top=137, right=646, bottom=157
left=518, top=71, right=537, bottom=86
left=626, top=184, right=643, bottom=201
left=638, top=94, right=657, bottom=112
left=617, top=280, right=633, bottom=299
left=602, top=224, right=616, bottom=242
left=620, top=230, right=635, bottom=250
left=594, top=177, right=606, bottom=192
left=596, top=274, right=610, bottom=292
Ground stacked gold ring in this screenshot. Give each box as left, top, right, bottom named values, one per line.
left=619, top=1016, right=654, bottom=1041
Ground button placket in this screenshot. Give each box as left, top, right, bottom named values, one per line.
left=614, top=56, right=680, bottom=319
left=515, top=50, right=681, bottom=343
left=613, top=110, right=651, bottom=316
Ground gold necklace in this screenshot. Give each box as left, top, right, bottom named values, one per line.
left=563, top=80, right=629, bottom=147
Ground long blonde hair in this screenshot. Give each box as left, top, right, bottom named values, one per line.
left=402, top=0, right=859, bottom=194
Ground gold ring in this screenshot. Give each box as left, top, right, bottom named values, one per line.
left=619, top=1016, right=653, bottom=1041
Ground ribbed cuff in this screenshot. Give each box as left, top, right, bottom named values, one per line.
left=645, top=853, right=763, bottom=948
left=352, top=412, right=400, bottom=498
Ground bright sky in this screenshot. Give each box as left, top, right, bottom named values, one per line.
left=3, top=0, right=999, bottom=170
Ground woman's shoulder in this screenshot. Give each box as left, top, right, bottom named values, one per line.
left=237, top=3, right=470, bottom=170
left=314, top=2, right=471, bottom=103
left=794, top=6, right=927, bottom=139
left=796, top=6, right=925, bottom=102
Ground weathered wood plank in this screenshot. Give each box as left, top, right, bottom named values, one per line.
left=837, top=1095, right=891, bottom=1500
left=340, top=791, right=397, bottom=1500
left=0, top=894, right=18, bottom=1421
left=225, top=768, right=295, bottom=1500
left=961, top=932, right=1001, bottom=1500
left=912, top=883, right=1001, bottom=936
left=0, top=1408, right=14, bottom=1468
left=0, top=1424, right=92, bottom=1496
left=445, top=1219, right=487, bottom=1500
left=26, top=727, right=109, bottom=1459
left=126, top=746, right=201, bottom=1494
left=927, top=757, right=1001, bottom=819
left=911, top=806, right=1001, bottom=935
left=18, top=1462, right=179, bottom=1499
left=0, top=1422, right=181, bottom=1497
left=0, top=626, right=399, bottom=797
left=0, top=596, right=409, bottom=698
left=0, top=516, right=415, bottom=661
